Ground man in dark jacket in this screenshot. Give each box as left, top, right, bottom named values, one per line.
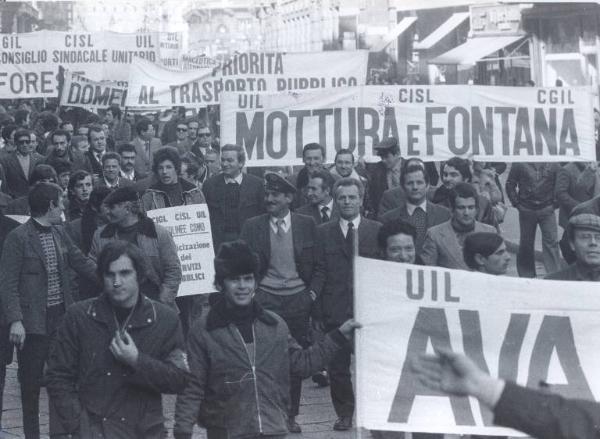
left=174, top=240, right=358, bottom=439
left=46, top=241, right=189, bottom=438
left=240, top=173, right=318, bottom=433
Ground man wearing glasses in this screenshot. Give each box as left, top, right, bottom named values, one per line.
left=166, top=122, right=191, bottom=156
left=0, top=129, right=44, bottom=198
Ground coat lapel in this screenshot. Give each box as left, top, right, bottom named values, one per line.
left=291, top=214, right=302, bottom=261
left=259, top=215, right=271, bottom=262
left=333, top=221, right=351, bottom=259
left=9, top=153, right=27, bottom=182
left=26, top=221, right=47, bottom=272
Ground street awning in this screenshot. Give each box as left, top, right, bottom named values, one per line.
left=429, top=35, right=525, bottom=65
left=371, top=16, right=417, bottom=52
left=414, top=12, right=470, bottom=50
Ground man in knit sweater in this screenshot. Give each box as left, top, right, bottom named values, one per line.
left=240, top=173, right=318, bottom=434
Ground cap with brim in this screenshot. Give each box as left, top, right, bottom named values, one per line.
left=264, top=172, right=296, bottom=194
left=569, top=213, right=600, bottom=233
left=374, top=137, right=398, bottom=155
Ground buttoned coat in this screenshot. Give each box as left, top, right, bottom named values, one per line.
left=311, top=218, right=381, bottom=326
left=420, top=220, right=497, bottom=269
left=0, top=151, right=44, bottom=198
left=295, top=203, right=340, bottom=225
left=240, top=213, right=317, bottom=284
left=0, top=220, right=98, bottom=332
left=131, top=136, right=162, bottom=176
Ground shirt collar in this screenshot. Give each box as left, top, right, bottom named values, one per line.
left=406, top=200, right=427, bottom=216
left=121, top=169, right=135, bottom=180
left=224, top=173, right=243, bottom=185
left=319, top=199, right=334, bottom=212
left=270, top=210, right=291, bottom=234
left=104, top=177, right=119, bottom=188
left=339, top=215, right=361, bottom=236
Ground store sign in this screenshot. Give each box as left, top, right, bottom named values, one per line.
left=470, top=4, right=523, bottom=36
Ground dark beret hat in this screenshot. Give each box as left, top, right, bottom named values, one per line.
left=103, top=186, right=138, bottom=206
left=214, top=240, right=260, bottom=279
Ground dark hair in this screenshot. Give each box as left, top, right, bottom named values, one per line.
left=40, top=112, right=59, bottom=131
left=463, top=232, right=504, bottom=270
left=135, top=118, right=153, bottom=136
left=71, top=135, right=87, bottom=147
left=333, top=177, right=364, bottom=199
left=52, top=160, right=72, bottom=176
left=308, top=169, right=335, bottom=192
left=102, top=151, right=121, bottom=166
left=1, top=124, right=17, bottom=142
left=302, top=143, right=325, bottom=159
left=185, top=162, right=200, bottom=177
left=14, top=109, right=29, bottom=126
left=13, top=128, right=31, bottom=142
left=96, top=241, right=147, bottom=286
left=117, top=143, right=136, bottom=155
left=51, top=129, right=71, bottom=144
left=59, top=121, right=74, bottom=130
left=443, top=157, right=472, bottom=182
left=334, top=148, right=355, bottom=164
left=401, top=164, right=429, bottom=187
left=377, top=220, right=417, bottom=250
left=152, top=147, right=181, bottom=174
left=87, top=124, right=104, bottom=142
left=109, top=105, right=122, bottom=120
left=81, top=186, right=113, bottom=254
left=449, top=182, right=479, bottom=210
left=28, top=182, right=63, bottom=217
left=220, top=144, right=245, bottom=164
left=31, top=164, right=58, bottom=186
left=214, top=240, right=260, bottom=289
left=68, top=170, right=92, bottom=195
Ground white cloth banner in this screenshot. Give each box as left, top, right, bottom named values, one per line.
left=355, top=256, right=600, bottom=436
left=60, top=71, right=127, bottom=110
left=0, top=30, right=181, bottom=98
left=125, top=51, right=369, bottom=108
left=145, top=204, right=215, bottom=297
left=220, top=85, right=595, bottom=166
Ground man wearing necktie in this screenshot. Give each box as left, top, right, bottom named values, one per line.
left=240, top=173, right=318, bottom=433
left=312, top=177, right=381, bottom=431
left=297, top=169, right=339, bottom=225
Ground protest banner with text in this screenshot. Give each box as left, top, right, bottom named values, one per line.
left=60, top=70, right=127, bottom=110
left=125, top=51, right=369, bottom=108
left=355, top=256, right=600, bottom=436
left=220, top=85, right=595, bottom=166
left=145, top=204, right=215, bottom=297
left=0, top=30, right=181, bottom=99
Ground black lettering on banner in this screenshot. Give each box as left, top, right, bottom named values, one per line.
left=289, top=110, right=311, bottom=158
left=559, top=109, right=579, bottom=155
left=494, top=107, right=516, bottom=155
left=527, top=315, right=594, bottom=400
left=407, top=125, right=420, bottom=155
left=388, top=307, right=475, bottom=425
left=334, top=108, right=344, bottom=152
left=448, top=107, right=470, bottom=155
left=237, top=112, right=264, bottom=160
left=266, top=111, right=287, bottom=159
left=406, top=269, right=458, bottom=302
left=382, top=107, right=399, bottom=142
left=138, top=85, right=159, bottom=105
left=313, top=109, right=334, bottom=150
left=535, top=108, right=557, bottom=155
left=513, top=107, right=534, bottom=155
left=498, top=313, right=530, bottom=382
left=426, top=107, right=445, bottom=156
left=357, top=107, right=379, bottom=158
left=471, top=107, right=494, bottom=156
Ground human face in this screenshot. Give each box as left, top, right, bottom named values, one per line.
left=221, top=273, right=256, bottom=307
left=103, top=255, right=139, bottom=308
left=77, top=126, right=89, bottom=136
left=58, top=172, right=70, bottom=190
left=403, top=170, right=428, bottom=205
left=453, top=196, right=477, bottom=228
left=106, top=202, right=131, bottom=226
left=15, top=134, right=33, bottom=156
left=265, top=189, right=292, bottom=218
left=120, top=151, right=136, bottom=173
left=442, top=165, right=464, bottom=189
left=30, top=133, right=38, bottom=151
left=188, top=122, right=199, bottom=140
left=89, top=130, right=106, bottom=153
left=52, top=134, right=69, bottom=157
left=335, top=184, right=361, bottom=220
left=104, top=111, right=114, bottom=125
left=381, top=151, right=401, bottom=170
left=76, top=139, right=89, bottom=153
left=142, top=124, right=155, bottom=141
left=303, top=148, right=324, bottom=173
left=478, top=242, right=511, bottom=275
left=48, top=195, right=65, bottom=225
left=157, top=159, right=178, bottom=185
left=176, top=123, right=188, bottom=141
left=198, top=128, right=212, bottom=147
left=205, top=152, right=220, bottom=174
left=386, top=233, right=416, bottom=263
left=103, top=158, right=120, bottom=183
left=62, top=123, right=74, bottom=137
left=335, top=153, right=354, bottom=177
left=72, top=176, right=92, bottom=202
left=221, top=150, right=243, bottom=178
left=306, top=177, right=330, bottom=206
left=571, top=229, right=600, bottom=267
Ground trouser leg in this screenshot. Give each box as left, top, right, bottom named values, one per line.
left=538, top=207, right=562, bottom=275
left=517, top=208, right=538, bottom=278
left=325, top=327, right=354, bottom=418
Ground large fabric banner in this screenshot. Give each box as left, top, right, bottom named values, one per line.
left=0, top=30, right=181, bottom=98
left=355, top=256, right=600, bottom=436
left=125, top=51, right=369, bottom=108
left=145, top=204, right=215, bottom=297
left=60, top=70, right=127, bottom=110
left=220, top=85, right=595, bottom=166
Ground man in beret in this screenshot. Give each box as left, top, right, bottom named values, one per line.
left=89, top=186, right=182, bottom=306
left=240, top=172, right=318, bottom=433
left=367, top=137, right=403, bottom=219
left=174, top=240, right=359, bottom=439
left=546, top=213, right=600, bottom=281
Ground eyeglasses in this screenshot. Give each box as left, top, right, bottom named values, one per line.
left=199, top=133, right=211, bottom=137
left=17, top=139, right=31, bottom=145
left=177, top=128, right=188, bottom=132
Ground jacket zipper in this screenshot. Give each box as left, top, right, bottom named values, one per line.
left=234, top=325, right=263, bottom=433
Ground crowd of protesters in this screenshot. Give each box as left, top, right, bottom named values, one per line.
left=0, top=97, right=598, bottom=439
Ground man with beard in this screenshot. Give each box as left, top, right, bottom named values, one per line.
left=45, top=129, right=87, bottom=173
left=240, top=173, right=318, bottom=433
left=546, top=213, right=600, bottom=281
left=421, top=183, right=497, bottom=270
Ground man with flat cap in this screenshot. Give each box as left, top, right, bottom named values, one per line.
left=240, top=172, right=318, bottom=433
left=367, top=137, right=403, bottom=219
left=90, top=186, right=182, bottom=306
left=546, top=213, right=600, bottom=281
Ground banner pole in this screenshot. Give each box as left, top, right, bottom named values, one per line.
left=352, top=220, right=362, bottom=439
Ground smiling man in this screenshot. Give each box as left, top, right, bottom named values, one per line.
left=46, top=241, right=189, bottom=438
left=240, top=173, right=318, bottom=433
